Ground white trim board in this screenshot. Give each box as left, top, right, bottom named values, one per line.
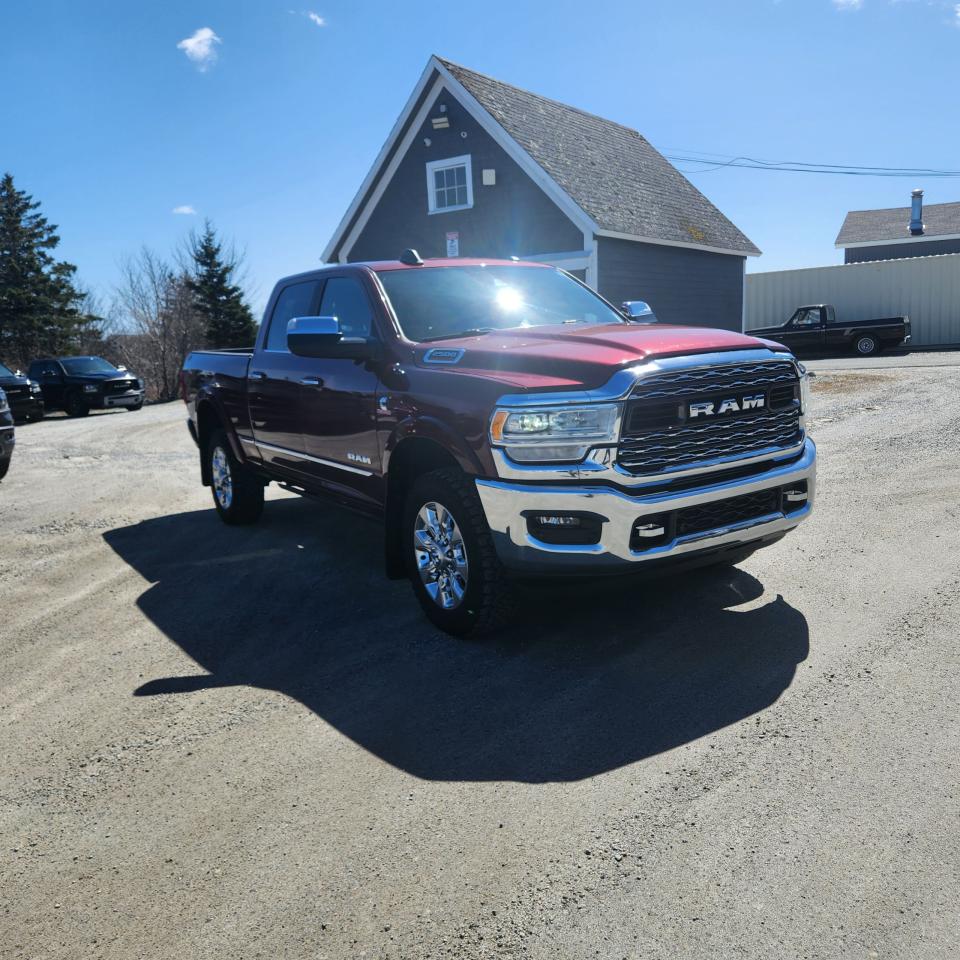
left=425, top=153, right=474, bottom=214
left=836, top=233, right=960, bottom=249
left=322, top=55, right=757, bottom=265
left=330, top=57, right=597, bottom=262
left=321, top=58, right=439, bottom=264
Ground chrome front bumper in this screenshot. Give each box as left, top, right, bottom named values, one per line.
left=102, top=391, right=144, bottom=408
left=475, top=438, right=816, bottom=574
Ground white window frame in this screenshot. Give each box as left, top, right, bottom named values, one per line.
left=426, top=154, right=473, bottom=215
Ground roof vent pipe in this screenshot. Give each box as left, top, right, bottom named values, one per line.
left=909, top=188, right=924, bottom=236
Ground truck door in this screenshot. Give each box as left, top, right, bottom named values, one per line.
left=821, top=305, right=847, bottom=348
left=248, top=278, right=322, bottom=476
left=782, top=307, right=825, bottom=352
left=31, top=360, right=67, bottom=410
left=297, top=274, right=383, bottom=506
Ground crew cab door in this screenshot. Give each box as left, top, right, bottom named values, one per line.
left=30, top=360, right=66, bottom=409
left=780, top=307, right=825, bottom=352
left=247, top=278, right=322, bottom=475
left=297, top=274, right=383, bottom=505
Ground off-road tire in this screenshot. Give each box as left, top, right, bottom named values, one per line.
left=127, top=401, right=143, bottom=412
left=207, top=428, right=264, bottom=525
left=403, top=468, right=515, bottom=636
left=0, top=457, right=9, bottom=481
left=65, top=392, right=90, bottom=417
left=854, top=334, right=879, bottom=356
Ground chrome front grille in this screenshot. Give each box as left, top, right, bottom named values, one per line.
left=617, top=360, right=802, bottom=476
left=628, top=360, right=798, bottom=401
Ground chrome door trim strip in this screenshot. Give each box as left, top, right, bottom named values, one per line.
left=239, top=436, right=373, bottom=477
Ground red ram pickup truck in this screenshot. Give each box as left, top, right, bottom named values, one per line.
left=181, top=253, right=816, bottom=635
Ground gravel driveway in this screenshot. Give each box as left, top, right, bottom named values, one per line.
left=2, top=360, right=958, bottom=959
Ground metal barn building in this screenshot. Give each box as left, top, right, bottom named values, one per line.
left=745, top=253, right=960, bottom=348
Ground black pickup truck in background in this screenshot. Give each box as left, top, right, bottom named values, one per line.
left=0, top=361, right=44, bottom=422
left=751, top=304, right=911, bottom=357
left=27, top=356, right=145, bottom=417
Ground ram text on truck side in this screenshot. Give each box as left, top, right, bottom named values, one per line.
left=181, top=254, right=816, bottom=635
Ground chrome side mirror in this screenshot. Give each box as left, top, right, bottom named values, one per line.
left=621, top=300, right=656, bottom=322
left=287, top=316, right=374, bottom=360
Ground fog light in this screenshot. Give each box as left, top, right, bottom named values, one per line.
left=525, top=511, right=604, bottom=546
left=536, top=514, right=581, bottom=527
left=634, top=522, right=666, bottom=538
left=783, top=488, right=807, bottom=503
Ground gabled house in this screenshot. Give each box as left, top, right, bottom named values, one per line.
left=836, top=190, right=960, bottom=263
left=323, top=56, right=760, bottom=332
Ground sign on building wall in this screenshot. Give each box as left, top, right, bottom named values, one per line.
left=446, top=231, right=460, bottom=257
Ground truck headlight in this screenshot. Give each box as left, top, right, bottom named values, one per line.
left=30, top=381, right=41, bottom=393
left=489, top=403, right=619, bottom=462
left=83, top=384, right=98, bottom=393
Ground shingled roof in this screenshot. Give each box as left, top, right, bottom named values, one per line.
left=439, top=59, right=759, bottom=256
left=836, top=200, right=960, bottom=246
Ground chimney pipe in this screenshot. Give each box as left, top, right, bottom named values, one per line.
left=909, top=188, right=924, bottom=236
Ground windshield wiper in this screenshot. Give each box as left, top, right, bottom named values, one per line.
left=421, top=327, right=494, bottom=342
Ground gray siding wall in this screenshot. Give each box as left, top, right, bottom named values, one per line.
left=347, top=90, right=583, bottom=262
left=746, top=254, right=960, bottom=347
left=597, top=237, right=744, bottom=332
left=845, top=238, right=960, bottom=263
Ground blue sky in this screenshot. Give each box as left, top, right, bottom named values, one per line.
left=3, top=0, right=959, bottom=314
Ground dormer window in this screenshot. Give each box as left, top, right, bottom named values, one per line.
left=426, top=155, right=473, bottom=214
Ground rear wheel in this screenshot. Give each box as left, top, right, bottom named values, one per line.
left=207, top=428, right=264, bottom=525
left=65, top=392, right=90, bottom=417
left=854, top=334, right=879, bottom=356
left=0, top=457, right=9, bottom=480
left=404, top=468, right=514, bottom=636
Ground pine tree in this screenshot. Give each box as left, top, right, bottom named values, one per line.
left=0, top=172, right=99, bottom=368
left=186, top=221, right=256, bottom=348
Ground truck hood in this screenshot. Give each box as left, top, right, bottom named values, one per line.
left=415, top=323, right=789, bottom=390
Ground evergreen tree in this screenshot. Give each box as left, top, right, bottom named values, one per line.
left=0, top=172, right=99, bottom=368
left=186, top=221, right=256, bottom=348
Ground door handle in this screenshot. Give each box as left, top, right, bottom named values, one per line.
left=249, top=371, right=267, bottom=381
left=299, top=377, right=323, bottom=386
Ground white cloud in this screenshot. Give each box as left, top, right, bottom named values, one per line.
left=307, top=11, right=326, bottom=26
left=177, top=27, right=221, bottom=70
left=832, top=0, right=863, bottom=9
left=955, top=2, right=960, bottom=26
left=172, top=205, right=197, bottom=215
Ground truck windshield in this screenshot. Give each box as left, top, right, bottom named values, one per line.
left=376, top=265, right=625, bottom=342
left=60, top=357, right=120, bottom=375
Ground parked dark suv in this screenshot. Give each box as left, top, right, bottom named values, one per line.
left=0, top=361, right=44, bottom=422
left=0, top=388, right=14, bottom=480
left=27, top=356, right=144, bottom=417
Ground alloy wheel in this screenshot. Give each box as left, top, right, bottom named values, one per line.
left=413, top=500, right=469, bottom=609
left=211, top=446, right=233, bottom=509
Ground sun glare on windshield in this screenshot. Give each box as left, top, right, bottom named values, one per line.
left=494, top=285, right=524, bottom=313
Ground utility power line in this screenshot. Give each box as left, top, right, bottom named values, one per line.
left=664, top=150, right=960, bottom=178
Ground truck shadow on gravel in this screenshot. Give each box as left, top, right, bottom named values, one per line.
left=103, top=497, right=809, bottom=783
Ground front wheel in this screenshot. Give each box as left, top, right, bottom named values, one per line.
left=854, top=334, right=879, bottom=356
left=65, top=392, right=90, bottom=417
left=207, top=428, right=264, bottom=525
left=403, top=468, right=514, bottom=636
left=127, top=401, right=143, bottom=412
